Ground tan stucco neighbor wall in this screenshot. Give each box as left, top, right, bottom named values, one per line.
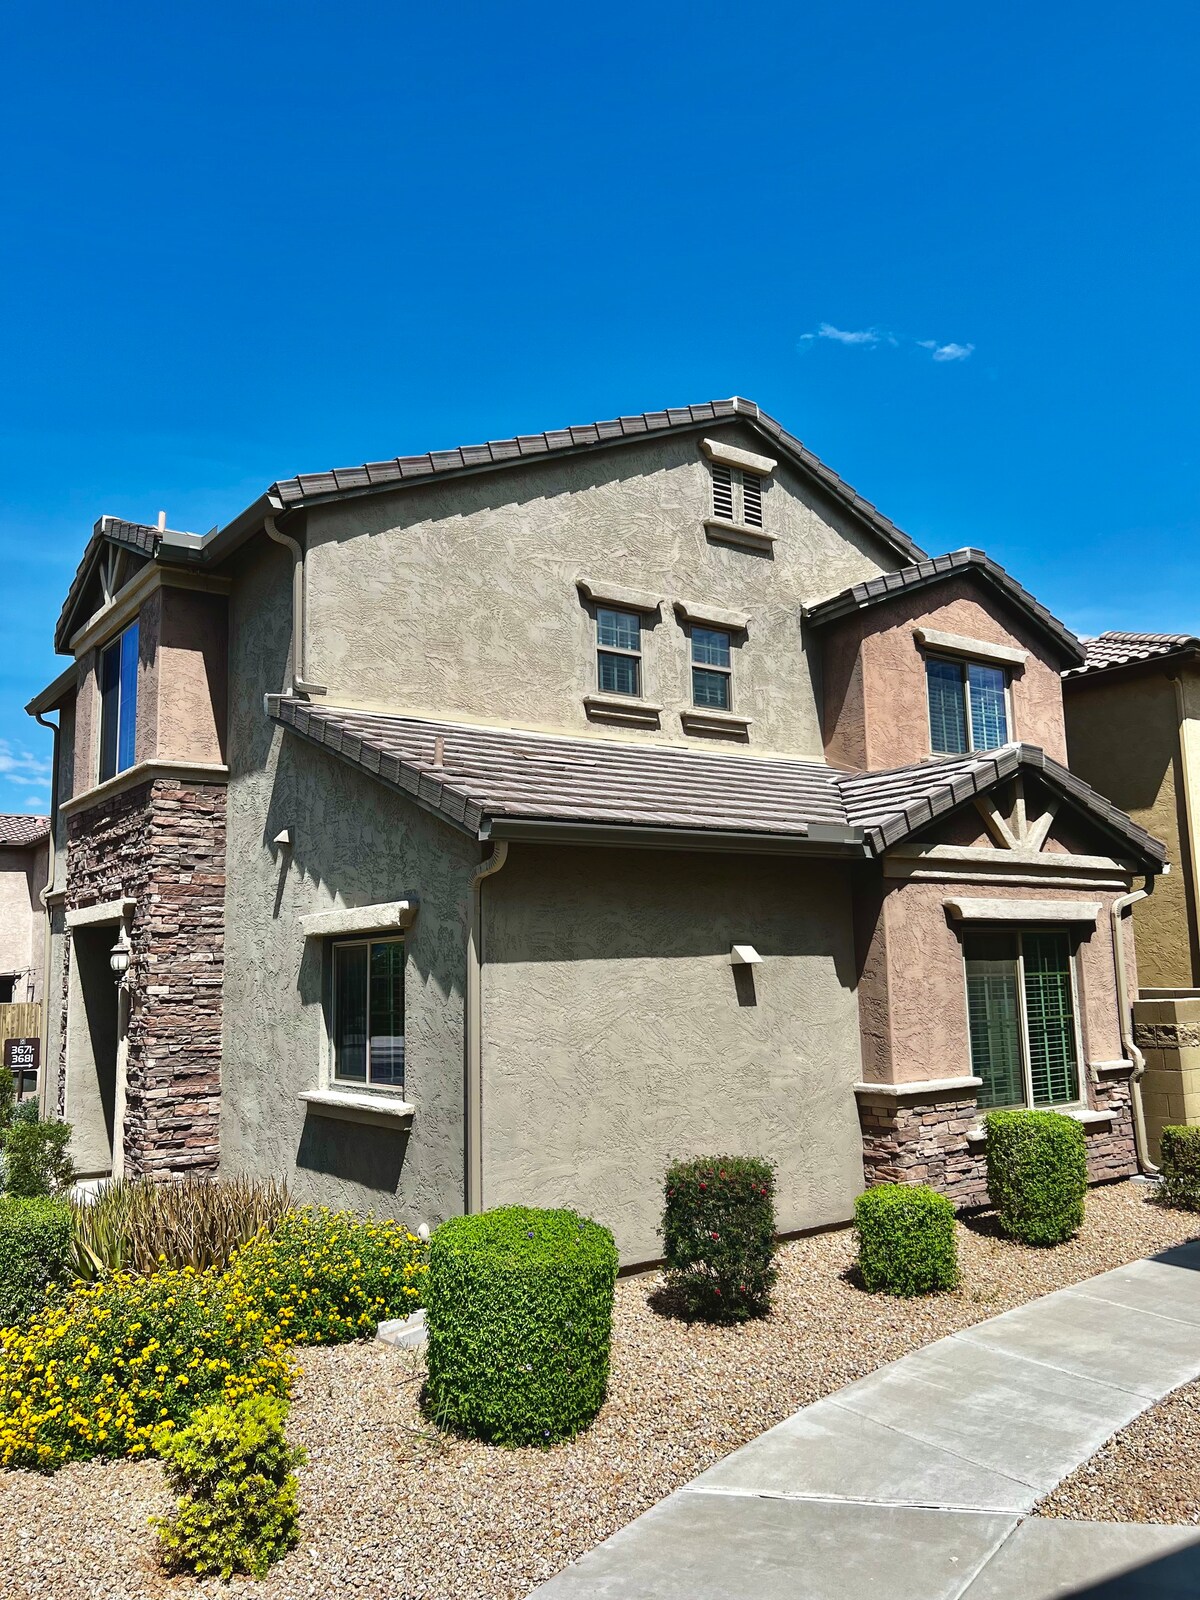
left=823, top=577, right=1070, bottom=771
left=0, top=845, right=47, bottom=1001
left=1065, top=669, right=1197, bottom=988
left=479, top=843, right=865, bottom=1262
left=301, top=426, right=902, bottom=759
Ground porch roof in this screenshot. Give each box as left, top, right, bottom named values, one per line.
left=269, top=699, right=1166, bottom=869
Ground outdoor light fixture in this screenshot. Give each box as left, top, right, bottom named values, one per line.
left=109, top=934, right=131, bottom=980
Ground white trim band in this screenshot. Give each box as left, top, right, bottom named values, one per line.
left=854, top=1076, right=983, bottom=1100
left=66, top=896, right=136, bottom=929
left=299, top=1089, right=414, bottom=1127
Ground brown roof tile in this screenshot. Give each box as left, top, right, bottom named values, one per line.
left=1065, top=631, right=1200, bottom=679
left=0, top=815, right=49, bottom=848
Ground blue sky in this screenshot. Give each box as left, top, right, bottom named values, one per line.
left=2, top=1, right=1197, bottom=813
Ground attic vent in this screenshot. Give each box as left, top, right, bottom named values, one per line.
left=710, top=461, right=766, bottom=529
left=711, top=462, right=735, bottom=523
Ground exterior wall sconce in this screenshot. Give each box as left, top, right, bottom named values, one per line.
left=730, top=945, right=763, bottom=966
left=109, top=932, right=131, bottom=981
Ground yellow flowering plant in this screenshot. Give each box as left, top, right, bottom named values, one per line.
left=0, top=1266, right=292, bottom=1471
left=226, top=1208, right=428, bottom=1346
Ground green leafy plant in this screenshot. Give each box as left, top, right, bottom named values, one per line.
left=226, top=1207, right=427, bottom=1345
left=0, top=1197, right=73, bottom=1326
left=0, top=1266, right=292, bottom=1470
left=152, top=1393, right=304, bottom=1579
left=660, top=1155, right=777, bottom=1322
left=1158, top=1126, right=1200, bottom=1211
left=854, top=1184, right=959, bottom=1295
left=985, top=1109, right=1088, bottom=1245
left=70, top=1174, right=292, bottom=1281
left=425, top=1206, right=618, bottom=1446
left=4, top=1117, right=75, bottom=1198
left=0, top=1068, right=15, bottom=1137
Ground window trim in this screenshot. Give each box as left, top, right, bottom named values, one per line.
left=329, top=934, right=407, bottom=1093
left=925, top=650, right=1013, bottom=755
left=689, top=623, right=733, bottom=712
left=962, top=926, right=1087, bottom=1112
left=595, top=605, right=644, bottom=699
left=97, top=619, right=140, bottom=784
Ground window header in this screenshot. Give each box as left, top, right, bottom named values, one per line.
left=700, top=437, right=777, bottom=477
left=576, top=578, right=662, bottom=616
left=915, top=626, right=1029, bottom=669
left=945, top=897, right=1101, bottom=925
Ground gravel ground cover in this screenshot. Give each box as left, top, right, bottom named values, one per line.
left=1, top=1181, right=1196, bottom=1600
left=1037, top=1378, right=1200, bottom=1526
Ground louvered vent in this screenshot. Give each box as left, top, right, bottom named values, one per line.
left=741, top=471, right=764, bottom=528
left=711, top=462, right=735, bottom=522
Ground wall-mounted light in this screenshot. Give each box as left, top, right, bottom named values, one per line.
left=730, top=945, right=763, bottom=966
left=109, top=933, right=131, bottom=981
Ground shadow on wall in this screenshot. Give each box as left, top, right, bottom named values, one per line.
left=296, top=1113, right=410, bottom=1193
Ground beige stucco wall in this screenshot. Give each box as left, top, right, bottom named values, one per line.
left=823, top=577, right=1069, bottom=771
left=1065, top=669, right=1196, bottom=988
left=301, top=426, right=902, bottom=759
left=479, top=843, right=866, bottom=1262
left=0, top=845, right=47, bottom=1001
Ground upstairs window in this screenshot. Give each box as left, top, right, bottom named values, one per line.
left=596, top=607, right=642, bottom=697
left=332, top=938, right=406, bottom=1089
left=691, top=626, right=732, bottom=710
left=965, top=928, right=1080, bottom=1110
left=926, top=655, right=1008, bottom=754
left=710, top=463, right=766, bottom=530
left=99, top=621, right=139, bottom=782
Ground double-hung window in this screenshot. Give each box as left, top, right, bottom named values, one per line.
left=926, top=655, right=1008, bottom=754
left=332, top=938, right=406, bottom=1089
left=710, top=462, right=765, bottom=529
left=596, top=607, right=642, bottom=697
left=691, top=626, right=732, bottom=710
left=965, top=928, right=1081, bottom=1110
left=98, top=621, right=139, bottom=782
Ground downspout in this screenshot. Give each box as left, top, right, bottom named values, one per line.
left=465, top=841, right=509, bottom=1214
left=264, top=511, right=327, bottom=697
left=32, top=710, right=58, bottom=1118
left=1111, top=884, right=1156, bottom=1175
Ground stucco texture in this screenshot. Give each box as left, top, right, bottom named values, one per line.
left=479, top=844, right=865, bottom=1262
left=822, top=576, right=1070, bottom=771
left=219, top=539, right=477, bottom=1231
left=301, top=426, right=900, bottom=759
left=1065, top=667, right=1198, bottom=988
left=0, top=846, right=47, bottom=1001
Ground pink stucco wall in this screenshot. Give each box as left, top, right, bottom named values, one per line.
left=822, top=576, right=1069, bottom=771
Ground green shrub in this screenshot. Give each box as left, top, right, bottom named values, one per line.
left=660, top=1155, right=777, bottom=1322
left=0, top=1197, right=72, bottom=1326
left=985, top=1109, right=1088, bottom=1245
left=226, top=1207, right=427, bottom=1345
left=4, top=1117, right=75, bottom=1198
left=152, top=1394, right=304, bottom=1579
left=71, top=1174, right=292, bottom=1282
left=854, top=1184, right=959, bottom=1296
left=425, top=1206, right=618, bottom=1446
left=1158, top=1126, right=1200, bottom=1210
left=0, top=1267, right=292, bottom=1470
left=0, top=1068, right=14, bottom=1136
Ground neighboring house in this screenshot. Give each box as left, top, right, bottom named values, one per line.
left=1063, top=632, right=1200, bottom=1156
left=0, top=814, right=49, bottom=1004
left=26, top=399, right=1166, bottom=1261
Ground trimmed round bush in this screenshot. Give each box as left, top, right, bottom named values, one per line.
left=985, top=1109, right=1087, bottom=1245
left=1159, top=1125, right=1200, bottom=1211
left=661, top=1156, right=777, bottom=1322
left=854, top=1184, right=958, bottom=1296
left=425, top=1206, right=618, bottom=1446
left=0, top=1198, right=72, bottom=1327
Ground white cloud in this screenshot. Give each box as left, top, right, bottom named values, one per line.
left=0, top=742, right=52, bottom=801
left=803, top=326, right=975, bottom=362
left=813, top=322, right=882, bottom=346
left=929, top=342, right=974, bottom=362
left=22, top=797, right=47, bottom=811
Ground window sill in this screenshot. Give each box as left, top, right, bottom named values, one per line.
left=61, top=759, right=231, bottom=817
left=680, top=708, right=753, bottom=738
left=298, top=1089, right=414, bottom=1129
left=703, top=518, right=776, bottom=554
left=583, top=693, right=662, bottom=727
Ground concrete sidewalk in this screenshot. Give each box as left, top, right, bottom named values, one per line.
left=531, top=1242, right=1200, bottom=1599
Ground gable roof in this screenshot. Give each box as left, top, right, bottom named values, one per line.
left=1064, top=631, right=1200, bottom=681
left=54, top=515, right=183, bottom=652
left=804, top=548, right=1084, bottom=667
left=270, top=698, right=1164, bottom=869
left=0, top=815, right=49, bottom=849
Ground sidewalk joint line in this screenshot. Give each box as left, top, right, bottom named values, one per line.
left=822, top=1395, right=1038, bottom=1493
left=946, top=1329, right=1162, bottom=1399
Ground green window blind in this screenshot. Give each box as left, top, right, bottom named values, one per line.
left=927, top=658, right=969, bottom=753
left=1021, top=930, right=1079, bottom=1105
left=965, top=933, right=1024, bottom=1109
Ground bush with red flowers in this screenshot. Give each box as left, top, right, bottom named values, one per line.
left=660, top=1156, right=777, bottom=1323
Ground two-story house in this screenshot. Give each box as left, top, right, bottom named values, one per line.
left=27, top=399, right=1166, bottom=1261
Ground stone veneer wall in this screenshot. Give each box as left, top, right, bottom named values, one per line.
left=857, top=1072, right=1138, bottom=1209
left=59, top=777, right=225, bottom=1176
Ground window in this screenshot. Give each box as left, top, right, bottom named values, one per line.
left=710, top=463, right=766, bottom=529
left=0, top=977, right=13, bottom=1005
left=965, top=928, right=1081, bottom=1110
left=99, top=621, right=139, bottom=782
left=596, top=607, right=642, bottom=697
left=691, top=626, right=732, bottom=710
left=926, top=655, right=1008, bottom=754
left=332, top=938, right=406, bottom=1089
